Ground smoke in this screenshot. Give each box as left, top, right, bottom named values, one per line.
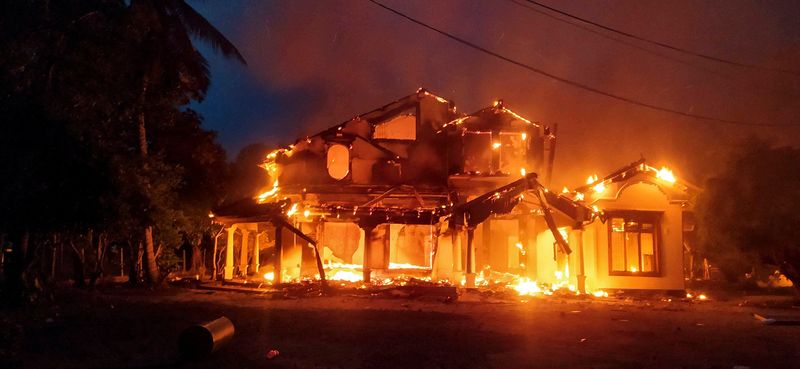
left=195, top=0, right=800, bottom=188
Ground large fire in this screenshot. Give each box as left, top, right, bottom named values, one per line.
left=257, top=261, right=607, bottom=299
left=257, top=179, right=280, bottom=203
left=586, top=174, right=605, bottom=194
left=655, top=166, right=676, bottom=183
left=454, top=267, right=607, bottom=298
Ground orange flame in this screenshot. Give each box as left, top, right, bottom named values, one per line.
left=656, top=166, right=676, bottom=183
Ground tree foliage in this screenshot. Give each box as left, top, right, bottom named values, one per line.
left=696, top=137, right=800, bottom=291
left=0, top=0, right=243, bottom=302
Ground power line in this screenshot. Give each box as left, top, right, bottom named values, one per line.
left=367, top=0, right=799, bottom=127
left=521, top=0, right=800, bottom=77
left=506, top=0, right=797, bottom=97
left=506, top=0, right=728, bottom=78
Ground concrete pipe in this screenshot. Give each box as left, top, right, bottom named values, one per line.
left=178, top=316, right=235, bottom=359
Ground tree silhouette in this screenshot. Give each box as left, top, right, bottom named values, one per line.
left=127, top=0, right=246, bottom=284
left=697, top=137, right=800, bottom=293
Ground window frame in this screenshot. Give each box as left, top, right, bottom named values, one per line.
left=373, top=114, right=417, bottom=141
left=606, top=210, right=662, bottom=277
left=461, top=130, right=493, bottom=174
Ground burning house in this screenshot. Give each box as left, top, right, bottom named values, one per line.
left=212, top=88, right=697, bottom=295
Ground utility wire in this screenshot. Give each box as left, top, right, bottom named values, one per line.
left=522, top=0, right=800, bottom=77
left=368, top=0, right=799, bottom=127
left=506, top=0, right=729, bottom=78
left=371, top=1, right=798, bottom=127
left=506, top=0, right=796, bottom=97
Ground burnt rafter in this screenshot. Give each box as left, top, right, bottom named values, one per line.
left=450, top=173, right=591, bottom=255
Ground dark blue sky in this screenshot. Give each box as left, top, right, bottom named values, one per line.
left=190, top=0, right=800, bottom=186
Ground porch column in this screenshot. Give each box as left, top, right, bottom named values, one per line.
left=360, top=223, right=376, bottom=283
left=429, top=225, right=441, bottom=280
left=574, top=227, right=586, bottom=294
left=381, top=224, right=391, bottom=269
left=239, top=228, right=249, bottom=276
left=224, top=225, right=237, bottom=280
left=251, top=231, right=261, bottom=275
left=274, top=225, right=283, bottom=284
left=465, top=227, right=476, bottom=287
left=451, top=226, right=463, bottom=281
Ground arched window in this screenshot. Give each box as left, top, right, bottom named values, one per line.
left=326, top=144, right=350, bottom=180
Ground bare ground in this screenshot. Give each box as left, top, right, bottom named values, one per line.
left=1, top=286, right=799, bottom=369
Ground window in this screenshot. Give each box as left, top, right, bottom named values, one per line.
left=608, top=212, right=660, bottom=276
left=374, top=114, right=416, bottom=140
left=326, top=144, right=350, bottom=180
left=498, top=132, right=526, bottom=175
left=462, top=131, right=492, bottom=173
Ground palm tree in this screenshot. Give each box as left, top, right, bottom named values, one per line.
left=128, top=0, right=246, bottom=284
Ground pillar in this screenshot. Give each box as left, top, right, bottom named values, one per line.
left=451, top=226, right=463, bottom=281
left=574, top=227, right=586, bottom=294
left=381, top=224, right=390, bottom=269
left=465, top=227, right=476, bottom=287
left=252, top=231, right=261, bottom=275
left=300, top=222, right=318, bottom=277
left=224, top=225, right=237, bottom=280
left=361, top=223, right=376, bottom=283
left=274, top=225, right=283, bottom=284
left=481, top=219, right=492, bottom=270
left=430, top=225, right=441, bottom=280
left=369, top=224, right=389, bottom=270
left=239, top=228, right=249, bottom=276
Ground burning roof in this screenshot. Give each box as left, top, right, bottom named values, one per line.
left=559, top=158, right=700, bottom=206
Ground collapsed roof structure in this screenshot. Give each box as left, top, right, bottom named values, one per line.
left=213, top=88, right=697, bottom=295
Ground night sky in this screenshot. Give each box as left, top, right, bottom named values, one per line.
left=190, top=0, right=800, bottom=188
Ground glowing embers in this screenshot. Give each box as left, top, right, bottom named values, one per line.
left=459, top=267, right=607, bottom=298
left=319, top=262, right=432, bottom=284
left=388, top=263, right=429, bottom=270
left=512, top=278, right=542, bottom=296
left=329, top=270, right=362, bottom=282
left=592, top=290, right=609, bottom=298
left=685, top=292, right=709, bottom=301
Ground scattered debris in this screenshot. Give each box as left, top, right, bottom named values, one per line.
left=752, top=313, right=800, bottom=326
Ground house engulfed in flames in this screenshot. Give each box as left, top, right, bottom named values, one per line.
left=212, top=88, right=698, bottom=295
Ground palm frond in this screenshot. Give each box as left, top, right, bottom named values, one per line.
left=170, top=0, right=246, bottom=65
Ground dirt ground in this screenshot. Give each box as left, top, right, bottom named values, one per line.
left=1, top=286, right=799, bottom=369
